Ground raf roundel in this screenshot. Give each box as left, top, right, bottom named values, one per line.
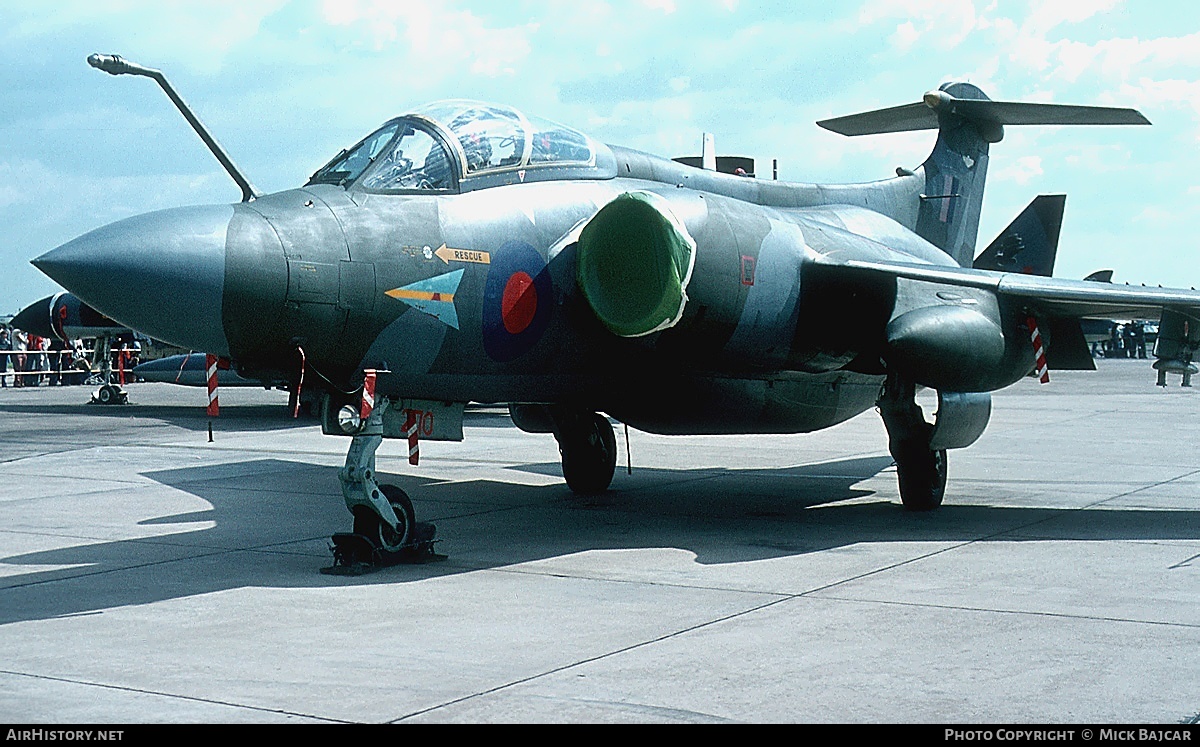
left=482, top=240, right=553, bottom=362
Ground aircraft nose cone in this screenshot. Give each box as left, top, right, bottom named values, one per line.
left=33, top=205, right=234, bottom=356
left=9, top=296, right=55, bottom=339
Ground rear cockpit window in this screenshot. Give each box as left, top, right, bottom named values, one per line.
left=527, top=114, right=595, bottom=165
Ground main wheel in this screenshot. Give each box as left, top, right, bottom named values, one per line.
left=97, top=385, right=115, bottom=404
left=353, top=484, right=415, bottom=553
left=560, top=414, right=617, bottom=495
left=894, top=444, right=947, bottom=512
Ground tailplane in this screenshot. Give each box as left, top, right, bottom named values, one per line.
left=818, top=84, right=1148, bottom=268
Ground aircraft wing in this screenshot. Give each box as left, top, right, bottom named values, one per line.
left=813, top=256, right=1200, bottom=321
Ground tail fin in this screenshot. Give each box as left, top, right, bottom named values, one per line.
left=973, top=194, right=1065, bottom=275
left=818, top=83, right=1148, bottom=268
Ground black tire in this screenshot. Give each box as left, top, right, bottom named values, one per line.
left=97, top=385, right=115, bottom=405
left=560, top=414, right=617, bottom=495
left=353, top=484, right=415, bottom=553
left=894, top=444, right=947, bottom=512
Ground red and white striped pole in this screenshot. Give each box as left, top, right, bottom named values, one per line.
left=1026, top=316, right=1050, bottom=384
left=205, top=353, right=220, bottom=416
left=360, top=369, right=376, bottom=422
left=403, top=409, right=420, bottom=466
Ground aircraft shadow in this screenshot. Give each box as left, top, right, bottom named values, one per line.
left=2, top=455, right=1198, bottom=625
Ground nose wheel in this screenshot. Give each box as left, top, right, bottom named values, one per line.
left=353, top=484, right=415, bottom=553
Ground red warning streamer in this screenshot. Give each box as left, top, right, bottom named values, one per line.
left=360, top=369, right=376, bottom=422
left=206, top=353, right=220, bottom=416
left=403, top=409, right=420, bottom=466
left=1026, top=316, right=1050, bottom=384
left=290, top=346, right=306, bottom=419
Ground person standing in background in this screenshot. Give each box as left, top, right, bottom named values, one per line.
left=0, top=327, right=10, bottom=388
left=12, top=329, right=26, bottom=387
left=25, top=333, right=44, bottom=386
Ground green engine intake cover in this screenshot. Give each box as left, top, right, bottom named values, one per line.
left=577, top=191, right=696, bottom=337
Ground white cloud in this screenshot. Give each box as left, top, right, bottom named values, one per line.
left=1116, top=77, right=1200, bottom=112
left=642, top=0, right=677, bottom=13
left=890, top=21, right=920, bottom=52
left=5, top=1, right=290, bottom=74
left=992, top=155, right=1044, bottom=186
left=858, top=0, right=981, bottom=50
left=316, top=0, right=534, bottom=76
left=1022, top=0, right=1122, bottom=36
left=1131, top=204, right=1175, bottom=224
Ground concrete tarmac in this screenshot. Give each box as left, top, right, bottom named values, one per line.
left=0, top=361, right=1197, bottom=724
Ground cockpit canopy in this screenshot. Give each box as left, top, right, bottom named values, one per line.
left=307, top=100, right=614, bottom=193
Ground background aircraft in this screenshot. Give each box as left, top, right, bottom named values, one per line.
left=9, top=292, right=139, bottom=399
left=9, top=291, right=317, bottom=408
left=11, top=292, right=128, bottom=343
left=31, top=54, right=1200, bottom=571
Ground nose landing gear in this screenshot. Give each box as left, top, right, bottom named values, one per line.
left=322, top=396, right=439, bottom=575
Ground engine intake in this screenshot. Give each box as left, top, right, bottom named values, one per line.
left=576, top=191, right=696, bottom=338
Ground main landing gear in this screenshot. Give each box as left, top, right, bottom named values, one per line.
left=322, top=397, right=440, bottom=575
left=877, top=374, right=947, bottom=511
left=552, top=409, right=617, bottom=495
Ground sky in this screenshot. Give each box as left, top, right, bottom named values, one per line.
left=3, top=0, right=1200, bottom=317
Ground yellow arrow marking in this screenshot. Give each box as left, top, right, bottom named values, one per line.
left=435, top=243, right=491, bottom=265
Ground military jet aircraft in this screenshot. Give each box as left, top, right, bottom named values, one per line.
left=11, top=291, right=141, bottom=401
left=12, top=292, right=128, bottom=343
left=31, top=54, right=1200, bottom=570
left=14, top=293, right=291, bottom=390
